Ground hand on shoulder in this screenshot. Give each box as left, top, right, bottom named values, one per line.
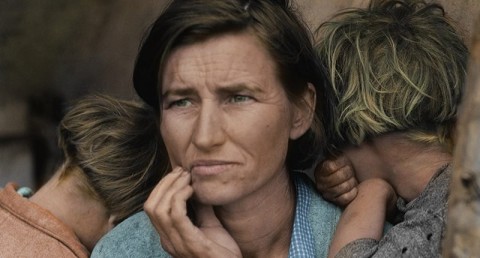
left=315, top=155, right=358, bottom=207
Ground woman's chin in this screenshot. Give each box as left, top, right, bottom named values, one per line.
left=192, top=186, right=234, bottom=206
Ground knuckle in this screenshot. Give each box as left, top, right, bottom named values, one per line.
left=344, top=165, right=355, bottom=177
left=340, top=188, right=358, bottom=204
left=318, top=160, right=337, bottom=174
left=333, top=196, right=348, bottom=206
left=336, top=170, right=349, bottom=182
left=144, top=201, right=154, bottom=212
left=347, top=177, right=358, bottom=187
left=171, top=192, right=183, bottom=203
left=325, top=160, right=336, bottom=171
left=336, top=181, right=351, bottom=193
left=336, top=195, right=351, bottom=206
left=147, top=203, right=171, bottom=221
left=170, top=207, right=187, bottom=223
left=342, top=178, right=355, bottom=190
left=322, top=192, right=336, bottom=202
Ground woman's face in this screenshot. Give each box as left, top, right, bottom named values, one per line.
left=160, top=32, right=310, bottom=206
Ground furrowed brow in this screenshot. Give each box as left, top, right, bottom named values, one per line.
left=162, top=87, right=197, bottom=99
left=216, top=83, right=264, bottom=95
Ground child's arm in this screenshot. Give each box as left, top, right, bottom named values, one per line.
left=327, top=178, right=397, bottom=258
left=315, top=155, right=358, bottom=207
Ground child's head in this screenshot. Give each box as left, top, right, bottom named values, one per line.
left=57, top=95, right=169, bottom=224
left=316, top=0, right=468, bottom=153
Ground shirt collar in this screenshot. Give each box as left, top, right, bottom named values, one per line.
left=289, top=173, right=315, bottom=258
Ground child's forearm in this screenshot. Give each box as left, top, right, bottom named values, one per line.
left=328, top=179, right=396, bottom=258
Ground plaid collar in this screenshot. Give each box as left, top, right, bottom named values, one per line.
left=288, top=173, right=315, bottom=257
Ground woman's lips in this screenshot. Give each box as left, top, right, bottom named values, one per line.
left=190, top=160, right=238, bottom=176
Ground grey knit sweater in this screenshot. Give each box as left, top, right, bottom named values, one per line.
left=336, top=164, right=452, bottom=258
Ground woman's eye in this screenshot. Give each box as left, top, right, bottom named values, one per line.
left=229, top=95, right=252, bottom=103
left=168, top=99, right=192, bottom=108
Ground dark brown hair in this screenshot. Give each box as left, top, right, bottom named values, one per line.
left=133, top=0, right=329, bottom=170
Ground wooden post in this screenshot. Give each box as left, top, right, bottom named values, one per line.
left=443, top=15, right=480, bottom=258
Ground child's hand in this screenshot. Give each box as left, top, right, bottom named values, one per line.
left=315, top=155, right=358, bottom=207
left=144, top=167, right=241, bottom=258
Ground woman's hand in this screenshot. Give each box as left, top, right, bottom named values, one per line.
left=315, top=155, right=358, bottom=207
left=144, top=167, right=241, bottom=258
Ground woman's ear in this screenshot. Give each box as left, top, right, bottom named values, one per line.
left=290, top=83, right=316, bottom=140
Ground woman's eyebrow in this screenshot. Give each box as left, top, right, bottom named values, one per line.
left=162, top=83, right=264, bottom=99
left=216, top=83, right=264, bottom=95
left=162, top=87, right=197, bottom=99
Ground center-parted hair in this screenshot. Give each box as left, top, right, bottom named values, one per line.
left=133, top=0, right=329, bottom=170
left=58, top=95, right=169, bottom=224
left=315, top=0, right=468, bottom=153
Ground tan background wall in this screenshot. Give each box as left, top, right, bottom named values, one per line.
left=1, top=0, right=479, bottom=188
left=1, top=0, right=478, bottom=101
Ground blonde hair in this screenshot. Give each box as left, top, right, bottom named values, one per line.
left=58, top=95, right=169, bottom=224
left=316, top=0, right=468, bottom=153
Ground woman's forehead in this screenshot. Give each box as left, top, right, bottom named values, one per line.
left=160, top=32, right=280, bottom=93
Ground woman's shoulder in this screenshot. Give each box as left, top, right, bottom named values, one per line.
left=292, top=172, right=341, bottom=257
left=293, top=172, right=341, bottom=210
left=293, top=172, right=341, bottom=215
left=91, top=211, right=170, bottom=258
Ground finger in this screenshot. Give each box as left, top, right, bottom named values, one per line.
left=170, top=183, right=195, bottom=224
left=195, top=203, right=220, bottom=227
left=317, top=155, right=352, bottom=175
left=175, top=208, right=232, bottom=257
left=315, top=156, right=353, bottom=184
left=169, top=180, right=197, bottom=256
left=331, top=176, right=358, bottom=197
left=146, top=171, right=194, bottom=257
left=321, top=177, right=357, bottom=202
left=316, top=160, right=340, bottom=177
left=145, top=167, right=185, bottom=210
left=146, top=170, right=192, bottom=223
left=332, top=186, right=358, bottom=207
left=316, top=165, right=355, bottom=191
left=331, top=154, right=351, bottom=168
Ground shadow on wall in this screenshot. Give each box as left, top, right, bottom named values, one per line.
left=0, top=90, right=64, bottom=189
left=0, top=0, right=169, bottom=189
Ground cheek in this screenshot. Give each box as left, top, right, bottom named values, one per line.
left=160, top=118, right=185, bottom=166
left=239, top=108, right=292, bottom=159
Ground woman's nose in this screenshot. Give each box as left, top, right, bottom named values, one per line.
left=192, top=103, right=225, bottom=151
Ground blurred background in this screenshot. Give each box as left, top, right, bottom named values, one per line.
left=1, top=0, right=479, bottom=190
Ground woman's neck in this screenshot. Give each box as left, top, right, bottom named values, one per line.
left=29, top=171, right=112, bottom=251
left=214, top=169, right=296, bottom=258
